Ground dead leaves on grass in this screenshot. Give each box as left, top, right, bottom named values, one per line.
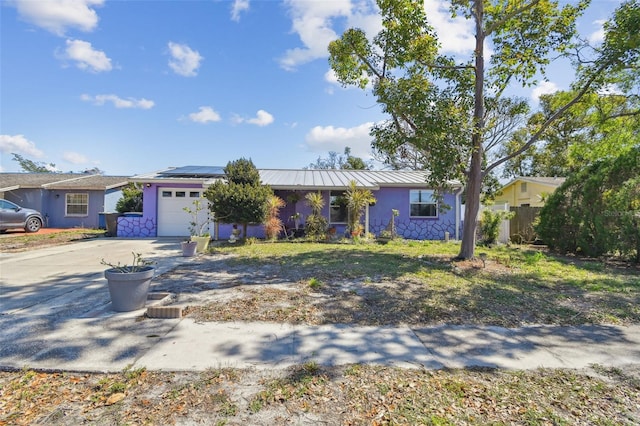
left=1, top=366, right=638, bottom=425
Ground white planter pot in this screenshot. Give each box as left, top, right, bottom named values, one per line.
left=181, top=241, right=197, bottom=257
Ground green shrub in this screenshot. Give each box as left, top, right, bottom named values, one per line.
left=305, top=214, right=328, bottom=240
left=479, top=209, right=514, bottom=246
left=537, top=147, right=640, bottom=261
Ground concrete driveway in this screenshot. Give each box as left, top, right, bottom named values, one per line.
left=0, top=238, right=192, bottom=371
left=1, top=237, right=185, bottom=316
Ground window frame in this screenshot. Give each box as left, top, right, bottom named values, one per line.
left=65, top=193, right=89, bottom=217
left=329, top=191, right=348, bottom=224
left=409, top=189, right=438, bottom=218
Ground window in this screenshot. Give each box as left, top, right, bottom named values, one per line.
left=330, top=191, right=348, bottom=223
left=189, top=191, right=200, bottom=198
left=410, top=190, right=437, bottom=218
left=521, top=182, right=527, bottom=193
left=175, top=191, right=186, bottom=198
left=66, top=193, right=88, bottom=216
left=162, top=191, right=172, bottom=197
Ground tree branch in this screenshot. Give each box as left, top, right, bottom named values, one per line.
left=485, top=0, right=542, bottom=36
left=606, top=109, right=640, bottom=119
left=484, top=60, right=612, bottom=176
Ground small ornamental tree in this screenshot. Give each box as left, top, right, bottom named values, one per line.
left=304, top=192, right=328, bottom=240
left=204, top=158, right=272, bottom=239
left=345, top=180, right=376, bottom=237
left=264, top=195, right=285, bottom=240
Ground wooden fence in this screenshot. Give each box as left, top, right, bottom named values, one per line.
left=509, top=206, right=542, bottom=243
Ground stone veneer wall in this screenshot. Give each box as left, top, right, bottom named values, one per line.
left=370, top=217, right=457, bottom=240
left=117, top=216, right=157, bottom=237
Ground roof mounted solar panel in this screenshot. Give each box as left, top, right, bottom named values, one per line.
left=160, top=166, right=226, bottom=178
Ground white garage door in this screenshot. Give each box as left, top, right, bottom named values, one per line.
left=157, top=188, right=212, bottom=237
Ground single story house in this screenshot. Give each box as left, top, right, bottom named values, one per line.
left=0, top=173, right=129, bottom=229
left=123, top=166, right=464, bottom=240
left=494, top=176, right=566, bottom=208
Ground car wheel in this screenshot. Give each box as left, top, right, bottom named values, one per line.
left=24, top=217, right=42, bottom=233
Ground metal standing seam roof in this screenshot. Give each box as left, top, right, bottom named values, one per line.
left=257, top=169, right=461, bottom=190
left=129, top=167, right=462, bottom=190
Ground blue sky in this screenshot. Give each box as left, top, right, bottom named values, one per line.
left=0, top=0, right=621, bottom=176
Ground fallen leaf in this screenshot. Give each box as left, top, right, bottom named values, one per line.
left=106, top=393, right=125, bottom=405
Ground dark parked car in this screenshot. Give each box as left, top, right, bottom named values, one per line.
left=0, top=199, right=43, bottom=233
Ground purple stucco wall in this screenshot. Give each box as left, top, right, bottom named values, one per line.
left=8, top=188, right=109, bottom=229
left=117, top=183, right=460, bottom=240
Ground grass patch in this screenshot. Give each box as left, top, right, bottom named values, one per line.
left=185, top=241, right=640, bottom=327
left=4, top=366, right=636, bottom=424
left=0, top=228, right=105, bottom=252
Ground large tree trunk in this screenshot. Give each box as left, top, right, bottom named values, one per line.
left=458, top=0, right=485, bottom=260
left=459, top=151, right=482, bottom=259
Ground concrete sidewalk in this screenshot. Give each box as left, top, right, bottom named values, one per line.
left=2, top=313, right=639, bottom=372
left=1, top=238, right=639, bottom=373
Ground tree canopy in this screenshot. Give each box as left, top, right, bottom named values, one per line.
left=12, top=153, right=57, bottom=173
left=306, top=147, right=371, bottom=170
left=204, top=158, right=272, bottom=238
left=115, top=183, right=143, bottom=213
left=329, top=0, right=639, bottom=258
left=501, top=90, right=640, bottom=179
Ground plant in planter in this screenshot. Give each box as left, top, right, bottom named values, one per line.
left=101, top=252, right=156, bottom=312
left=183, top=197, right=213, bottom=253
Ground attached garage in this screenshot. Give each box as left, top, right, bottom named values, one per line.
left=157, top=188, right=212, bottom=237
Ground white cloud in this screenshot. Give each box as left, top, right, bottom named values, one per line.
left=188, top=106, right=221, bottom=123
left=423, top=0, right=475, bottom=55
left=0, top=134, right=45, bottom=158
left=279, top=0, right=354, bottom=70
left=81, top=94, right=155, bottom=109
left=167, top=42, right=203, bottom=77
left=233, top=110, right=275, bottom=126
left=589, top=19, right=607, bottom=44
left=324, top=68, right=339, bottom=85
left=231, top=0, right=250, bottom=22
left=13, top=0, right=103, bottom=36
left=247, top=110, right=274, bottom=126
left=531, top=81, right=560, bottom=103
left=63, top=39, right=112, bottom=72
left=305, top=122, right=374, bottom=158
left=63, top=151, right=88, bottom=164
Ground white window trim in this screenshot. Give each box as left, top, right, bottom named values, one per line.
left=65, top=193, right=89, bottom=217
left=409, top=189, right=438, bottom=218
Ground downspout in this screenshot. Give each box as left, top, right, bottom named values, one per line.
left=365, top=204, right=370, bottom=236
left=455, top=186, right=464, bottom=241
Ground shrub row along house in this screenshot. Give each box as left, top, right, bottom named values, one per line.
left=122, top=166, right=464, bottom=241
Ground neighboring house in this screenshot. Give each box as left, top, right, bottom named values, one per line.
left=0, top=173, right=129, bottom=229
left=493, top=176, right=566, bottom=243
left=123, top=166, right=464, bottom=240
left=494, top=177, right=566, bottom=208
